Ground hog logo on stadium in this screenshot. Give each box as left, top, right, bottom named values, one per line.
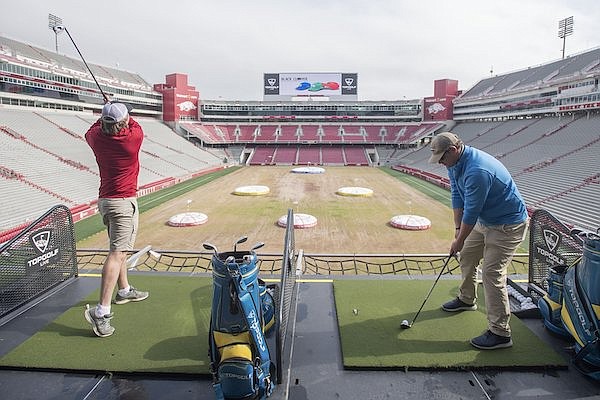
left=177, top=101, right=197, bottom=112
left=427, top=103, right=446, bottom=114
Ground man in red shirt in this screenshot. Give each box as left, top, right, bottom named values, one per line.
left=84, top=102, right=148, bottom=337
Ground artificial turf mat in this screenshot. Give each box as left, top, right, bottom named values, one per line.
left=334, top=279, right=568, bottom=370
left=0, top=275, right=212, bottom=375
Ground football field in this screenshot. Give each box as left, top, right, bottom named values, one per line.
left=77, top=166, right=454, bottom=254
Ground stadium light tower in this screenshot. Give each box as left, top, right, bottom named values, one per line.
left=48, top=13, right=64, bottom=53
left=558, top=16, right=574, bottom=60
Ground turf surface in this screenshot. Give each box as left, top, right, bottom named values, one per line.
left=334, top=279, right=567, bottom=370
left=0, top=275, right=212, bottom=375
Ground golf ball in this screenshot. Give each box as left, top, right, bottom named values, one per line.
left=401, top=319, right=409, bottom=325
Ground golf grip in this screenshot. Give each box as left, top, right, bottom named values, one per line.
left=410, top=253, right=454, bottom=325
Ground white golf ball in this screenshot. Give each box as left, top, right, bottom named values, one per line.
left=401, top=319, right=409, bottom=326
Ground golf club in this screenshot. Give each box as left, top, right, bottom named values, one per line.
left=203, top=242, right=219, bottom=257
left=233, top=236, right=248, bottom=252
left=56, top=25, right=110, bottom=103
left=400, top=253, right=455, bottom=329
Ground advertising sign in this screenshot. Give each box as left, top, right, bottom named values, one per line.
left=264, top=73, right=358, bottom=99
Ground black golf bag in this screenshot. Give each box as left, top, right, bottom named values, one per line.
left=208, top=244, right=276, bottom=399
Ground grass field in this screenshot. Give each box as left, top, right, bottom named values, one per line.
left=77, top=166, right=457, bottom=254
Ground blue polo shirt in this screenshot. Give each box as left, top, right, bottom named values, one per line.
left=448, top=146, right=528, bottom=226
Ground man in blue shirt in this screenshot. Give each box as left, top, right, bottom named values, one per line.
left=429, top=132, right=529, bottom=350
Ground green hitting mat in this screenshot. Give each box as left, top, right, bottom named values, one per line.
left=334, top=279, right=568, bottom=370
left=0, top=275, right=212, bottom=375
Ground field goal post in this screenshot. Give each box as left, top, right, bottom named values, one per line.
left=0, top=204, right=77, bottom=324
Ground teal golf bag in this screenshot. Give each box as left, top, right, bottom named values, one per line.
left=560, top=231, right=600, bottom=379
left=207, top=240, right=276, bottom=399
left=538, top=264, right=571, bottom=338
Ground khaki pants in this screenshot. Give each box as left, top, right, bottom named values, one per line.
left=457, top=219, right=529, bottom=337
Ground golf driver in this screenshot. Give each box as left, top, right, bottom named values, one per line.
left=400, top=253, right=455, bottom=329
left=56, top=25, right=110, bottom=103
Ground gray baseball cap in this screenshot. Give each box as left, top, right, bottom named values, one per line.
left=429, top=132, right=462, bottom=163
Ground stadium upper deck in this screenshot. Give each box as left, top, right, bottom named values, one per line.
left=454, top=47, right=600, bottom=121
left=4, top=34, right=600, bottom=128
left=0, top=35, right=162, bottom=116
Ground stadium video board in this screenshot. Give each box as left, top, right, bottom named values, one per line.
left=264, top=73, right=358, bottom=100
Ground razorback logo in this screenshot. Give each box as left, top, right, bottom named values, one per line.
left=427, top=103, right=446, bottom=114
left=543, top=229, right=559, bottom=251
left=176, top=101, right=196, bottom=112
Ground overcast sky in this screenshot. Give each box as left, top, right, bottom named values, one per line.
left=1, top=1, right=598, bottom=101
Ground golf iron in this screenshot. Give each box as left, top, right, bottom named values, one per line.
left=400, top=253, right=455, bottom=329
left=203, top=242, right=219, bottom=257
left=233, top=235, right=248, bottom=252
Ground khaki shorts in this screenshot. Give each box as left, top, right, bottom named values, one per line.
left=98, top=197, right=138, bottom=251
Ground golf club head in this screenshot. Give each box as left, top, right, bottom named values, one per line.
left=203, top=242, right=218, bottom=256
left=233, top=236, right=248, bottom=252
left=251, top=242, right=265, bottom=252
left=148, top=250, right=161, bottom=260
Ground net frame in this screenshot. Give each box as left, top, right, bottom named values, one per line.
left=528, top=208, right=584, bottom=293
left=0, top=205, right=77, bottom=321
left=275, top=208, right=297, bottom=384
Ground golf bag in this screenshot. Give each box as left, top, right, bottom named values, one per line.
left=209, top=248, right=276, bottom=399
left=560, top=232, right=600, bottom=379
left=538, top=264, right=571, bottom=338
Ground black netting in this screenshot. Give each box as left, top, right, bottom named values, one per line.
left=529, top=208, right=584, bottom=290
left=0, top=205, right=77, bottom=319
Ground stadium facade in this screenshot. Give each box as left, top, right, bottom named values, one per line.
left=1, top=35, right=599, bottom=236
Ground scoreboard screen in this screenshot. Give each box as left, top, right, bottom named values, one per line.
left=264, top=72, right=357, bottom=100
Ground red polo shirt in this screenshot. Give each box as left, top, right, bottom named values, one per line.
left=85, top=118, right=144, bottom=198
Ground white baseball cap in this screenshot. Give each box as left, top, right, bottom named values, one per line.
left=101, top=102, right=132, bottom=123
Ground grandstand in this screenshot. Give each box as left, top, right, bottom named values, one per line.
left=1, top=33, right=600, bottom=399
left=2, top=32, right=599, bottom=234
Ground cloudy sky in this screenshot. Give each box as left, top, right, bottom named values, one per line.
left=1, top=1, right=598, bottom=101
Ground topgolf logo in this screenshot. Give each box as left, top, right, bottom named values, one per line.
left=27, top=229, right=60, bottom=268
left=31, top=229, right=51, bottom=253
left=248, top=309, right=266, bottom=352
left=543, top=229, right=559, bottom=251
left=534, top=228, right=565, bottom=266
